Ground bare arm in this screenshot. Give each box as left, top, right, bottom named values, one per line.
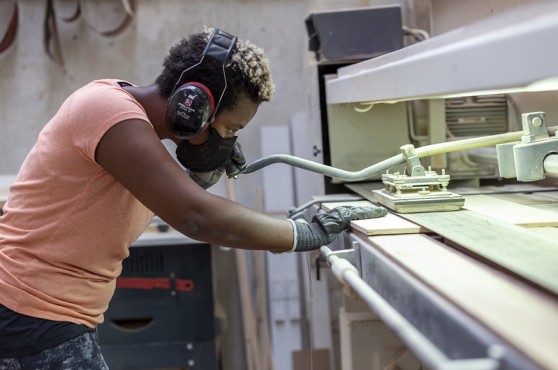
left=95, top=119, right=293, bottom=253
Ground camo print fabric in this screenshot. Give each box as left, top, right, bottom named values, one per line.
left=0, top=332, right=108, bottom=370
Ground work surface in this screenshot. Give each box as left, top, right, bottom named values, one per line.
left=322, top=186, right=558, bottom=370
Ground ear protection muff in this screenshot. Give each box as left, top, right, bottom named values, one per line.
left=166, top=29, right=237, bottom=140
left=165, top=82, right=215, bottom=139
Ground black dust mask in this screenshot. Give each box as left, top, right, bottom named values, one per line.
left=175, top=127, right=236, bottom=172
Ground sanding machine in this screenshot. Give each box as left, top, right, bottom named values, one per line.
left=238, top=5, right=558, bottom=369
left=232, top=111, right=558, bottom=370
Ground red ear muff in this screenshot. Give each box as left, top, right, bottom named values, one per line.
left=165, top=82, right=215, bottom=139
left=166, top=29, right=236, bottom=139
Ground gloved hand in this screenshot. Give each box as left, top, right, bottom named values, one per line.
left=225, top=141, right=246, bottom=178
left=289, top=205, right=388, bottom=252
left=187, top=166, right=225, bottom=189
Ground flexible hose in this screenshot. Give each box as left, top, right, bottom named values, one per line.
left=413, top=131, right=525, bottom=158
left=240, top=153, right=405, bottom=182
left=240, top=131, right=526, bottom=181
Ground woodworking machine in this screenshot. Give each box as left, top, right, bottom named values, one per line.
left=237, top=109, right=558, bottom=370
left=240, top=3, right=558, bottom=369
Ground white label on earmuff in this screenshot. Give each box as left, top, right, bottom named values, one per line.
left=177, top=110, right=191, bottom=120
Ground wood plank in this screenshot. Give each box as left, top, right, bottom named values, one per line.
left=322, top=200, right=429, bottom=236
left=530, top=227, right=558, bottom=239
left=463, top=194, right=558, bottom=227
left=536, top=190, right=558, bottom=201
left=528, top=202, right=558, bottom=213
left=351, top=213, right=429, bottom=236
left=415, top=183, right=557, bottom=196
left=404, top=210, right=558, bottom=296
left=369, top=234, right=558, bottom=370
left=490, top=192, right=558, bottom=205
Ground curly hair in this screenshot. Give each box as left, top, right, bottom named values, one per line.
left=156, top=28, right=275, bottom=110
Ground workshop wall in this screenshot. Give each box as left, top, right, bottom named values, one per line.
left=0, top=0, right=430, bottom=212
left=0, top=0, right=312, bottom=211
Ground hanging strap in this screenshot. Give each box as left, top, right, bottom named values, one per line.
left=44, top=0, right=65, bottom=66
left=80, top=0, right=136, bottom=37
left=59, top=0, right=81, bottom=23
left=0, top=1, right=18, bottom=55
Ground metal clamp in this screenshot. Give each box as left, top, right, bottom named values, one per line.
left=497, top=111, right=558, bottom=181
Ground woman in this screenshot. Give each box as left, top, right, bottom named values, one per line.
left=0, top=28, right=385, bottom=369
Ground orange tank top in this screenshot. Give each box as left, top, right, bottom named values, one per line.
left=0, top=80, right=154, bottom=328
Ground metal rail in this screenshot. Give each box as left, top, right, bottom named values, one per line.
left=320, top=246, right=502, bottom=370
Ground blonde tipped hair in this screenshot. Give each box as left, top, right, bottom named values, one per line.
left=204, top=27, right=275, bottom=103
left=157, top=28, right=275, bottom=109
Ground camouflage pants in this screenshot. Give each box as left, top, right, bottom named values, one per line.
left=0, top=332, right=108, bottom=370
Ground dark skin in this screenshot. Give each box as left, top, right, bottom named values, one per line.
left=95, top=83, right=293, bottom=253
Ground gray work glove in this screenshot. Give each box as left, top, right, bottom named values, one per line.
left=290, top=205, right=388, bottom=252
left=225, top=141, right=246, bottom=178
left=187, top=166, right=225, bottom=189
left=187, top=142, right=245, bottom=189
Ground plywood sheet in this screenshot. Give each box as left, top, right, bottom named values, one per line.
left=322, top=201, right=429, bottom=236
left=369, top=234, right=558, bottom=370
left=463, top=194, right=558, bottom=227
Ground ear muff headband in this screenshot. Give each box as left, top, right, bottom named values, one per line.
left=166, top=29, right=237, bottom=139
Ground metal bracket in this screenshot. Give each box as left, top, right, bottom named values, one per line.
left=373, top=144, right=464, bottom=213
left=320, top=246, right=355, bottom=265
left=381, top=144, right=451, bottom=195
left=497, top=111, right=558, bottom=181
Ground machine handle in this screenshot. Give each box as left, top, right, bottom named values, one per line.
left=239, top=131, right=526, bottom=182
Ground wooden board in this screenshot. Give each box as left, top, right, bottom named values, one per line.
left=451, top=183, right=558, bottom=195
left=369, top=234, right=558, bottom=370
left=490, top=192, right=558, bottom=205
left=404, top=210, right=558, bottom=296
left=322, top=200, right=429, bottom=236
left=530, top=227, right=558, bottom=239
left=535, top=190, right=558, bottom=201
left=463, top=194, right=558, bottom=227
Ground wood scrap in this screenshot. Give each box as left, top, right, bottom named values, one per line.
left=322, top=200, right=429, bottom=236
